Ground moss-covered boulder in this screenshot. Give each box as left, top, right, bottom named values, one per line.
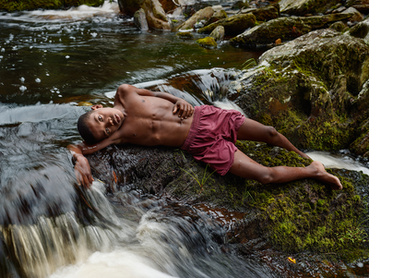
left=230, top=13, right=354, bottom=48
left=0, top=0, right=104, bottom=12
left=244, top=3, right=280, bottom=22
left=86, top=140, right=368, bottom=275
left=230, top=28, right=368, bottom=156
left=198, top=13, right=257, bottom=37
left=196, top=36, right=218, bottom=49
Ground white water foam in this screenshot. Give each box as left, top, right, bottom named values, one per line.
left=306, top=151, right=369, bottom=175
left=49, top=249, right=177, bottom=278
left=0, top=2, right=119, bottom=22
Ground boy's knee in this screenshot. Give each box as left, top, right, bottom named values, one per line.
left=265, top=126, right=278, bottom=137
left=258, top=172, right=273, bottom=184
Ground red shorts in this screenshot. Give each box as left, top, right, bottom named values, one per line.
left=181, top=105, right=245, bottom=175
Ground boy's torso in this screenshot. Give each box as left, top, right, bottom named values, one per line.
left=117, top=95, right=194, bottom=147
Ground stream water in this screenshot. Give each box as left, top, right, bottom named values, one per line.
left=0, top=2, right=368, bottom=277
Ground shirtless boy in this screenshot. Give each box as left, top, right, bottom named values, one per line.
left=68, top=84, right=342, bottom=190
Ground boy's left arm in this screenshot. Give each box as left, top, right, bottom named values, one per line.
left=117, top=85, right=194, bottom=119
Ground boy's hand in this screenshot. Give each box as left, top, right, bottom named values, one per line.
left=173, top=99, right=194, bottom=119
left=74, top=154, right=94, bottom=188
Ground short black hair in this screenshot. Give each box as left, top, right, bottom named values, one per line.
left=77, top=111, right=98, bottom=145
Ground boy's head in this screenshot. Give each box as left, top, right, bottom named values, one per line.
left=78, top=111, right=98, bottom=145
left=77, top=105, right=125, bottom=145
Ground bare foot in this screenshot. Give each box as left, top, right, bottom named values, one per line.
left=309, top=161, right=343, bottom=190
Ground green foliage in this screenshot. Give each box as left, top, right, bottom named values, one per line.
left=180, top=164, right=216, bottom=192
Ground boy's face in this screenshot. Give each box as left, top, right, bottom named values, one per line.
left=86, top=106, right=125, bottom=142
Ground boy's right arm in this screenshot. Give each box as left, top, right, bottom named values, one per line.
left=67, top=143, right=94, bottom=188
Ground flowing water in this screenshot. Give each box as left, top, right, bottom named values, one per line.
left=0, top=2, right=368, bottom=277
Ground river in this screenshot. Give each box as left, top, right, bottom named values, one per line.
left=0, top=2, right=368, bottom=277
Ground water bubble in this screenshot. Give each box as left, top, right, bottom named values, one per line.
left=65, top=55, right=70, bottom=59
left=19, top=85, right=27, bottom=92
left=20, top=77, right=25, bottom=83
left=35, top=78, right=41, bottom=83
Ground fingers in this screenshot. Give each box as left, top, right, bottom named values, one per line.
left=74, top=162, right=94, bottom=188
left=173, top=101, right=194, bottom=119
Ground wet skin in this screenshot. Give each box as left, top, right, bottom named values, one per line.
left=68, top=84, right=342, bottom=190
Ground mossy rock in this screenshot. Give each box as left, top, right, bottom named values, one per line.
left=0, top=0, right=104, bottom=12
left=230, top=13, right=354, bottom=48
left=196, top=37, right=218, bottom=49
left=198, top=13, right=256, bottom=37
left=87, top=142, right=368, bottom=266
left=280, top=0, right=342, bottom=15
left=232, top=29, right=369, bottom=155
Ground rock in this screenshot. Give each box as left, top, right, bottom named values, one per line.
left=198, top=13, right=257, bottom=37
left=87, top=141, right=368, bottom=266
left=178, top=6, right=215, bottom=31
left=158, top=0, right=179, bottom=13
left=134, top=8, right=149, bottom=30
left=347, top=0, right=369, bottom=14
left=329, top=21, right=348, bottom=32
left=232, top=29, right=368, bottom=153
left=230, top=12, right=354, bottom=48
left=177, top=30, right=194, bottom=39
left=206, top=8, right=228, bottom=25
left=279, top=0, right=342, bottom=15
left=347, top=18, right=369, bottom=40
left=210, top=25, right=225, bottom=41
left=118, top=0, right=145, bottom=16
left=196, top=36, right=218, bottom=49
left=142, top=0, right=171, bottom=30
left=246, top=3, right=280, bottom=22
left=341, top=6, right=364, bottom=22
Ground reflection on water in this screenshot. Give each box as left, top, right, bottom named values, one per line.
left=0, top=2, right=263, bottom=105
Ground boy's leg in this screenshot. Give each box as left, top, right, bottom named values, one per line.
left=237, top=118, right=310, bottom=159
left=229, top=150, right=342, bottom=190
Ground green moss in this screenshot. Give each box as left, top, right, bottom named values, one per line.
left=196, top=37, right=217, bottom=49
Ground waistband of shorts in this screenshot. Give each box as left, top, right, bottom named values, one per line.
left=181, top=105, right=202, bottom=151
